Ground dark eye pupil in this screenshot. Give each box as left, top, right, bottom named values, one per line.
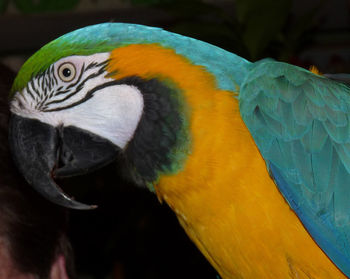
left=62, top=68, right=71, bottom=77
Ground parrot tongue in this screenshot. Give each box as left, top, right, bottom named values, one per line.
left=9, top=113, right=119, bottom=210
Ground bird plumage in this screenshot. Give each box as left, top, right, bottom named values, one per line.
left=11, top=23, right=249, bottom=95
left=8, top=23, right=350, bottom=278
left=240, top=60, right=350, bottom=276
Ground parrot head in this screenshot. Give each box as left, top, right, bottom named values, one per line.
left=9, top=23, right=191, bottom=209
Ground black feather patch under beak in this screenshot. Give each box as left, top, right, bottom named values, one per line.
left=9, top=113, right=120, bottom=210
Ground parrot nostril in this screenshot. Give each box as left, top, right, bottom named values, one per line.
left=59, top=148, right=74, bottom=167
left=63, top=151, right=74, bottom=162
left=55, top=125, right=75, bottom=168
left=54, top=147, right=76, bottom=178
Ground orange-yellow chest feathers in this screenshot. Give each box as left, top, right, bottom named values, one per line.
left=106, top=44, right=345, bottom=278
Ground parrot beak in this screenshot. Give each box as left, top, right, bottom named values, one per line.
left=9, top=113, right=120, bottom=210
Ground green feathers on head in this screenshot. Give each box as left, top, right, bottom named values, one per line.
left=11, top=28, right=117, bottom=95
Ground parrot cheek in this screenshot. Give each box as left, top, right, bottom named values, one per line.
left=8, top=113, right=118, bottom=210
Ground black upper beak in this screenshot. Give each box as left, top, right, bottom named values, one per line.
left=9, top=113, right=120, bottom=210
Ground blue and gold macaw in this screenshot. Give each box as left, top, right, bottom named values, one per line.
left=8, top=23, right=350, bottom=278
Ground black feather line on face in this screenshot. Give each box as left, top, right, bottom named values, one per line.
left=50, top=66, right=57, bottom=87
left=25, top=85, right=36, bottom=102
left=43, top=80, right=120, bottom=112
left=29, top=79, right=41, bottom=98
left=65, top=63, right=86, bottom=91
left=44, top=64, right=106, bottom=108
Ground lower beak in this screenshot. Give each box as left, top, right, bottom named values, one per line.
left=9, top=113, right=120, bottom=210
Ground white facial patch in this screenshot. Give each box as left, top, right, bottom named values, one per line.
left=10, top=53, right=144, bottom=149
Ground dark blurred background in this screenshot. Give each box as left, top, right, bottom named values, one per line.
left=0, top=0, right=349, bottom=278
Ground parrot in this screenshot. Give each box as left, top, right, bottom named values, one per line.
left=8, top=23, right=350, bottom=278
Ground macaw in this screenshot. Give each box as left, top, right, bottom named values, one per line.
left=8, top=23, right=350, bottom=278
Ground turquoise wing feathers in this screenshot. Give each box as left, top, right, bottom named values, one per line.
left=239, top=60, right=350, bottom=276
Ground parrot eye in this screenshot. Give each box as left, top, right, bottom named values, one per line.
left=58, top=62, right=76, bottom=82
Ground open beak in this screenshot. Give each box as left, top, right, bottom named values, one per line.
left=9, top=113, right=120, bottom=210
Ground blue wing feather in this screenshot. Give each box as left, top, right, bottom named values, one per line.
left=240, top=60, right=350, bottom=276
